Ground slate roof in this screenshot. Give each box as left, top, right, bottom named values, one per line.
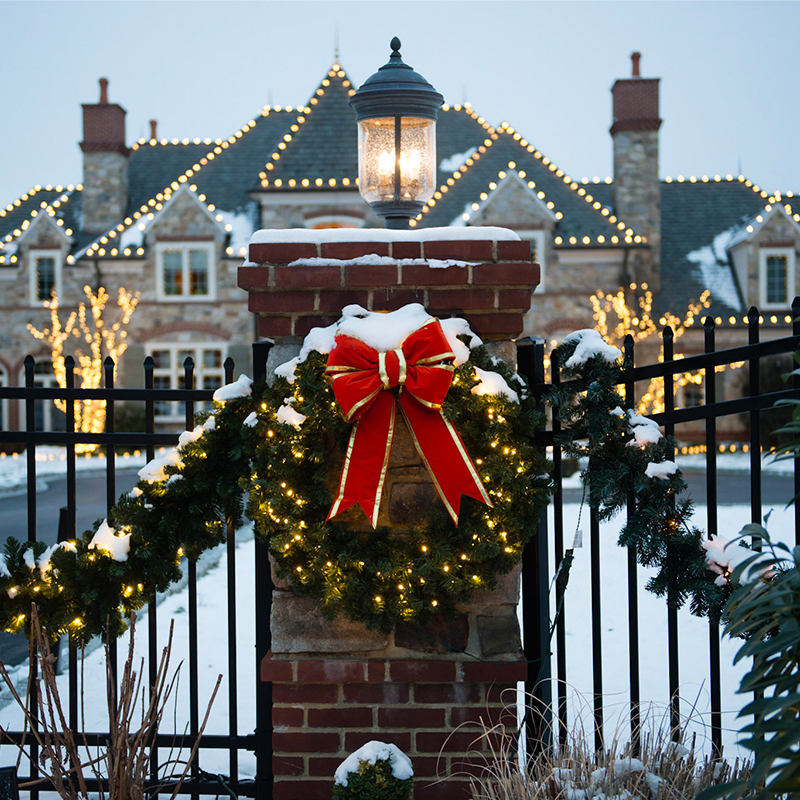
left=418, top=126, right=633, bottom=245
left=0, top=59, right=793, bottom=322
left=658, top=179, right=776, bottom=317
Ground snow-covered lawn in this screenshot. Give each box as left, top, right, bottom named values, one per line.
left=0, top=446, right=796, bottom=780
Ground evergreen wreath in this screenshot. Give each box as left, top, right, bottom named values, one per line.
left=548, top=330, right=730, bottom=620
left=245, top=325, right=551, bottom=633
left=0, top=309, right=551, bottom=640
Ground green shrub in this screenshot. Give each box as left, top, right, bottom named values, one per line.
left=333, top=742, right=413, bottom=800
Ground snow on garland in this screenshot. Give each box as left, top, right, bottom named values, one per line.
left=549, top=334, right=757, bottom=618
left=0, top=304, right=550, bottom=640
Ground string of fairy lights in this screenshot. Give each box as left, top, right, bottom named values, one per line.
left=257, top=64, right=357, bottom=191
left=411, top=114, right=644, bottom=244
left=0, top=63, right=796, bottom=273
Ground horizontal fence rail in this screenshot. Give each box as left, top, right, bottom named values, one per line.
left=520, top=305, right=800, bottom=760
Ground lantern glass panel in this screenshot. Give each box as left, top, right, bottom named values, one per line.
left=357, top=116, right=436, bottom=206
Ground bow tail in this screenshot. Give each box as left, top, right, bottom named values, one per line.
left=328, top=391, right=396, bottom=529
left=399, top=395, right=493, bottom=524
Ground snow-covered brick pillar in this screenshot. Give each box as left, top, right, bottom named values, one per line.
left=238, top=227, right=537, bottom=799
left=238, top=228, right=539, bottom=343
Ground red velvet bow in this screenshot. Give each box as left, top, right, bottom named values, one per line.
left=325, top=318, right=492, bottom=527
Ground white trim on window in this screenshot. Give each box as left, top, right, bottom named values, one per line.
left=29, top=249, right=63, bottom=306
left=759, top=247, right=796, bottom=309
left=146, top=341, right=228, bottom=421
left=516, top=230, right=546, bottom=292
left=155, top=242, right=216, bottom=302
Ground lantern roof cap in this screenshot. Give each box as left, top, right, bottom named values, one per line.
left=350, top=37, right=444, bottom=122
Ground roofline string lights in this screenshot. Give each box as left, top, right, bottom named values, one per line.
left=0, top=186, right=77, bottom=265
left=83, top=111, right=267, bottom=262
left=417, top=121, right=643, bottom=245
left=410, top=104, right=497, bottom=228
left=258, top=64, right=358, bottom=192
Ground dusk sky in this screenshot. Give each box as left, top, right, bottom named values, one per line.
left=1, top=1, right=798, bottom=205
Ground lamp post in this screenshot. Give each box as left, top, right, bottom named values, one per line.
left=350, top=37, right=444, bottom=229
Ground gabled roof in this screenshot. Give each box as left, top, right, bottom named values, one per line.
left=417, top=124, right=642, bottom=245
left=0, top=185, right=77, bottom=265
left=257, top=65, right=359, bottom=189
left=659, top=178, right=794, bottom=317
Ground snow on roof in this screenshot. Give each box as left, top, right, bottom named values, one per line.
left=439, top=147, right=478, bottom=174
left=685, top=227, right=743, bottom=312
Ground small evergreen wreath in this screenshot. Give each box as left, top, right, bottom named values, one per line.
left=0, top=308, right=551, bottom=639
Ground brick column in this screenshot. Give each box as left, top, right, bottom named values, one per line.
left=238, top=230, right=539, bottom=797
left=262, top=654, right=526, bottom=800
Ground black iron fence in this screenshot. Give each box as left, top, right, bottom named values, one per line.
left=519, top=301, right=800, bottom=760
left=1, top=303, right=799, bottom=796
left=0, top=348, right=275, bottom=799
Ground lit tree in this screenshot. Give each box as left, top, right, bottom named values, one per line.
left=591, top=281, right=739, bottom=414
left=28, top=285, right=140, bottom=446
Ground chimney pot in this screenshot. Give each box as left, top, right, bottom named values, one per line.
left=631, top=52, right=641, bottom=78
left=150, top=119, right=158, bottom=140
left=99, top=77, right=109, bottom=104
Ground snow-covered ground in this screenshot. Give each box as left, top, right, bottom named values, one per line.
left=0, top=446, right=151, bottom=496
left=0, top=447, right=796, bottom=782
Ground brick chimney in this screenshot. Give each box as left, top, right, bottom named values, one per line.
left=80, top=77, right=130, bottom=234
left=610, top=52, right=661, bottom=288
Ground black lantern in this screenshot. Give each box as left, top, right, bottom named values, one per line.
left=350, top=37, right=444, bottom=229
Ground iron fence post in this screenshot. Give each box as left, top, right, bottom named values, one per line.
left=516, top=336, right=553, bottom=756
left=252, top=340, right=274, bottom=800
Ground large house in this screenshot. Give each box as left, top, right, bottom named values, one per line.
left=0, top=54, right=797, bottom=433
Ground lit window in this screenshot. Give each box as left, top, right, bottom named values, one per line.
left=305, top=215, right=364, bottom=230
left=147, top=342, right=227, bottom=421
left=156, top=242, right=216, bottom=301
left=760, top=247, right=795, bottom=308
left=29, top=249, right=63, bottom=305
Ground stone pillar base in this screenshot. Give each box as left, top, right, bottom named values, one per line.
left=261, top=653, right=527, bottom=799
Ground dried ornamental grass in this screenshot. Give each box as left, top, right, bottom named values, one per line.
left=0, top=606, right=221, bottom=800
left=467, top=707, right=753, bottom=800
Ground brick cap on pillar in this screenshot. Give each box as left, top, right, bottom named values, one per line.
left=240, top=227, right=539, bottom=342
left=261, top=650, right=529, bottom=683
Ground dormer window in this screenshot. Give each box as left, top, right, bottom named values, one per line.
left=156, top=242, right=216, bottom=301
left=760, top=247, right=795, bottom=308
left=29, top=249, right=63, bottom=305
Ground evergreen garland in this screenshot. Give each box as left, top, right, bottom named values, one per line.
left=548, top=334, right=727, bottom=620
left=0, top=337, right=550, bottom=640
left=0, top=390, right=255, bottom=640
